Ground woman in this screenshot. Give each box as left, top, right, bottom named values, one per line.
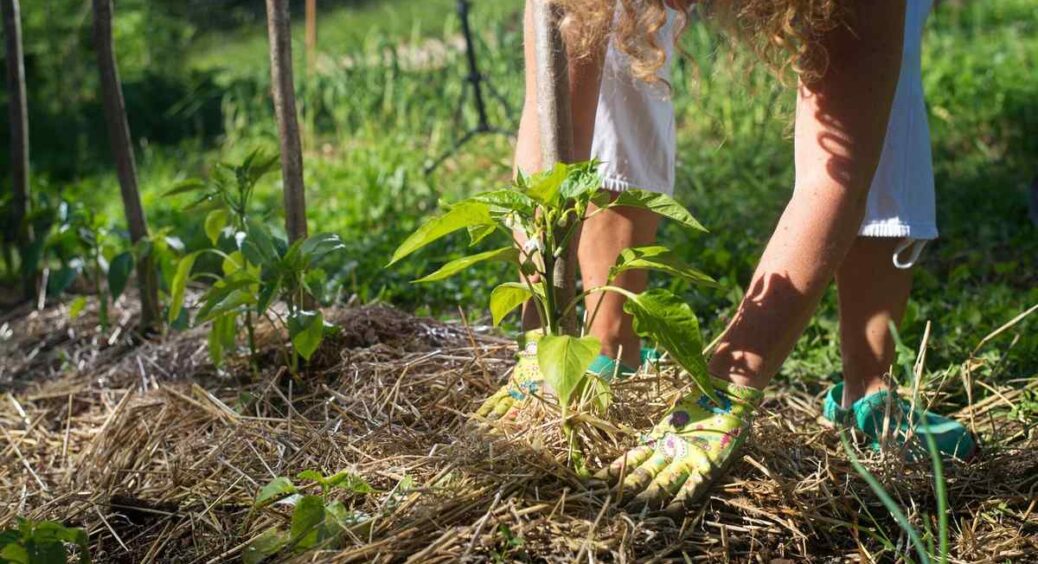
left=479, top=0, right=976, bottom=512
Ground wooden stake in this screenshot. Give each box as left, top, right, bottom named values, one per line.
left=265, top=0, right=309, bottom=243
left=92, top=0, right=161, bottom=333
left=531, top=0, right=578, bottom=335
left=2, top=0, right=33, bottom=297
left=305, top=0, right=318, bottom=75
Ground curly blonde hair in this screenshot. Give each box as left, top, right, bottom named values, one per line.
left=554, top=0, right=848, bottom=84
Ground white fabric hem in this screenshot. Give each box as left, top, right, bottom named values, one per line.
left=858, top=222, right=938, bottom=240
left=599, top=174, right=672, bottom=195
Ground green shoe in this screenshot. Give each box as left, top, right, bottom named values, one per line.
left=822, top=382, right=978, bottom=461
left=595, top=374, right=764, bottom=513
left=587, top=346, right=667, bottom=380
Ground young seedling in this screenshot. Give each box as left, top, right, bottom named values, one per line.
left=0, top=518, right=90, bottom=563
left=244, top=470, right=374, bottom=563
left=167, top=151, right=345, bottom=376
left=390, top=161, right=720, bottom=424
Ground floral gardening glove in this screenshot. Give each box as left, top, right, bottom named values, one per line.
left=475, top=332, right=545, bottom=421
left=595, top=374, right=763, bottom=513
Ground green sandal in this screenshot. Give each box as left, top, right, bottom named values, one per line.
left=822, top=382, right=978, bottom=461
left=595, top=374, right=763, bottom=513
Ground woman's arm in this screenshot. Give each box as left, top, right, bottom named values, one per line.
left=709, top=0, right=908, bottom=387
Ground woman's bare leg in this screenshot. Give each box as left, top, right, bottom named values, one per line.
left=579, top=202, right=660, bottom=368
left=836, top=237, right=914, bottom=406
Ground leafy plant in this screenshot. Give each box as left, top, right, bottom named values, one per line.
left=0, top=518, right=90, bottom=564
left=243, top=470, right=374, bottom=563
left=390, top=161, right=719, bottom=418
left=167, top=151, right=346, bottom=374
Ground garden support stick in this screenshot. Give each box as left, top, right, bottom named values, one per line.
left=92, top=0, right=161, bottom=333
left=265, top=0, right=309, bottom=244
left=531, top=0, right=578, bottom=335
left=2, top=0, right=33, bottom=299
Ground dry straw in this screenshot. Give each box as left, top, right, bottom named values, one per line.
left=1, top=298, right=1035, bottom=562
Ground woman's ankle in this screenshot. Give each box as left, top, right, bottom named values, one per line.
left=840, top=376, right=889, bottom=408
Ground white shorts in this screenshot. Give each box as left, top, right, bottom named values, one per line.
left=590, top=0, right=939, bottom=247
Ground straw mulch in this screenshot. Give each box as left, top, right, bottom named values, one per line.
left=1, top=297, right=1035, bottom=563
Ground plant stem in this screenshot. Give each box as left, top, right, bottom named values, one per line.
left=245, top=310, right=259, bottom=378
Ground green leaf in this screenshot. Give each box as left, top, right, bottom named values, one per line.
left=610, top=246, right=718, bottom=288
left=489, top=283, right=533, bottom=326
left=413, top=247, right=519, bottom=283
left=204, top=209, right=229, bottom=245
left=256, top=279, right=281, bottom=316
left=107, top=251, right=134, bottom=301
left=255, top=477, right=297, bottom=508
left=243, top=527, right=288, bottom=564
left=296, top=470, right=325, bottom=485
left=289, top=495, right=325, bottom=549
left=197, top=286, right=256, bottom=323
left=623, top=289, right=711, bottom=396
left=169, top=251, right=200, bottom=323
left=163, top=179, right=206, bottom=197
left=288, top=310, right=325, bottom=361
left=389, top=201, right=492, bottom=265
left=68, top=296, right=88, bottom=320
left=242, top=220, right=280, bottom=267
left=611, top=190, right=707, bottom=233
left=221, top=250, right=246, bottom=276
left=0, top=542, right=29, bottom=564
left=537, top=335, right=600, bottom=412
left=467, top=190, right=537, bottom=216
left=208, top=313, right=238, bottom=366
left=466, top=223, right=496, bottom=247
left=525, top=163, right=567, bottom=205
left=299, top=233, right=346, bottom=266
left=558, top=162, right=601, bottom=200
left=324, top=471, right=375, bottom=494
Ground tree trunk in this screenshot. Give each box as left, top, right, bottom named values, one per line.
left=531, top=0, right=578, bottom=335
left=2, top=0, right=32, bottom=297
left=92, top=0, right=161, bottom=333
left=265, top=0, right=309, bottom=243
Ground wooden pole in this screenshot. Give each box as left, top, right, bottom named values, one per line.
left=265, top=0, right=309, bottom=243
left=92, top=0, right=161, bottom=332
left=305, top=0, right=317, bottom=75
left=531, top=0, right=578, bottom=335
left=2, top=0, right=32, bottom=297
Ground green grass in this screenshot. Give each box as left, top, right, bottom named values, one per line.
left=188, top=0, right=518, bottom=73
left=36, top=0, right=1038, bottom=404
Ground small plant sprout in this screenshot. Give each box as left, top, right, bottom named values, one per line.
left=390, top=161, right=720, bottom=419
left=167, top=151, right=346, bottom=375
left=244, top=470, right=374, bottom=563
left=0, top=518, right=90, bottom=564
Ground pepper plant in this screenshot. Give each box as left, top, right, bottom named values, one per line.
left=390, top=161, right=720, bottom=417
left=168, top=151, right=345, bottom=374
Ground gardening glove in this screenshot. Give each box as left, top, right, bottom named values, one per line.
left=475, top=332, right=646, bottom=420
left=822, top=383, right=979, bottom=461
left=594, top=374, right=763, bottom=514
left=475, top=331, right=545, bottom=421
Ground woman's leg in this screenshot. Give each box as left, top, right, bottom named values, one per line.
left=579, top=202, right=660, bottom=369
left=835, top=237, right=914, bottom=405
